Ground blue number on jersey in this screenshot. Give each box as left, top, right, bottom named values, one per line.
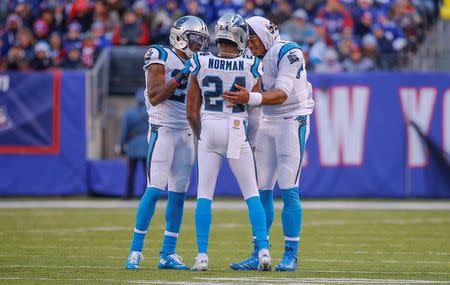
left=203, top=76, right=246, bottom=113
left=203, top=75, right=223, bottom=111
left=229, top=76, right=246, bottom=113
left=168, top=69, right=187, bottom=103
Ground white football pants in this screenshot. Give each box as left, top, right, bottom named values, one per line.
left=197, top=117, right=259, bottom=200
left=146, top=124, right=195, bottom=193
left=256, top=115, right=310, bottom=190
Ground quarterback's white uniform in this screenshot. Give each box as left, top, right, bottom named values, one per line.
left=143, top=44, right=195, bottom=192
left=189, top=52, right=263, bottom=200
left=257, top=41, right=314, bottom=190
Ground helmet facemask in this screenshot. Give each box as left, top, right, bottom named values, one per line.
left=184, top=32, right=209, bottom=57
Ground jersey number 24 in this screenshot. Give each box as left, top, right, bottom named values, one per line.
left=202, top=76, right=245, bottom=113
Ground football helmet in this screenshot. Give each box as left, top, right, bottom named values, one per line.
left=170, top=16, right=209, bottom=58
left=215, top=13, right=249, bottom=52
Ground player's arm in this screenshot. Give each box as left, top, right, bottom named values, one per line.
left=223, top=80, right=287, bottom=105
left=144, top=46, right=189, bottom=106
left=146, top=64, right=177, bottom=106
left=146, top=64, right=189, bottom=106
left=247, top=78, right=262, bottom=149
left=224, top=49, right=304, bottom=106
left=186, top=73, right=202, bottom=140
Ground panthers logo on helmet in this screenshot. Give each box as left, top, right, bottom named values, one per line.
left=174, top=16, right=189, bottom=28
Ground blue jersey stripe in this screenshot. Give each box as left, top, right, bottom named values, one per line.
left=150, top=44, right=168, bottom=61
left=277, top=42, right=301, bottom=68
left=250, top=57, right=261, bottom=78
left=193, top=53, right=201, bottom=76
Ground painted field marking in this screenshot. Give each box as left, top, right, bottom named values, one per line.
left=195, top=277, right=450, bottom=284
left=1, top=200, right=450, bottom=210
left=1, top=276, right=449, bottom=284
left=1, top=265, right=450, bottom=276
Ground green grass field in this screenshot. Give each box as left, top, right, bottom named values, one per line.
left=0, top=201, right=449, bottom=284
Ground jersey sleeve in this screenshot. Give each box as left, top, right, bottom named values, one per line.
left=275, top=43, right=304, bottom=97
left=143, top=45, right=168, bottom=70
left=250, top=56, right=263, bottom=79
left=188, top=53, right=202, bottom=76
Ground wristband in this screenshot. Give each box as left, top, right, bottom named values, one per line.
left=248, top=92, right=263, bottom=106
left=173, top=71, right=188, bottom=87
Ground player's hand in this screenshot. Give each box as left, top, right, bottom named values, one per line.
left=180, top=60, right=191, bottom=76
left=223, top=84, right=250, bottom=105
left=173, top=62, right=191, bottom=86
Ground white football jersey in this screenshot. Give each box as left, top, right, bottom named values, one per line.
left=188, top=52, right=263, bottom=119
left=260, top=41, right=314, bottom=117
left=143, top=44, right=190, bottom=129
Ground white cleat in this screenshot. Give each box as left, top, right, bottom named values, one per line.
left=191, top=253, right=208, bottom=271
left=257, top=249, right=272, bottom=271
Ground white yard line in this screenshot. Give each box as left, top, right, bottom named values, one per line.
left=0, top=200, right=450, bottom=210
left=1, top=276, right=449, bottom=284
left=195, top=277, right=450, bottom=284
left=2, top=264, right=450, bottom=272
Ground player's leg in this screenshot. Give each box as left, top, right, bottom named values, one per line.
left=255, top=120, right=278, bottom=236
left=192, top=120, right=225, bottom=271
left=275, top=115, right=310, bottom=272
left=228, top=143, right=271, bottom=271
left=230, top=120, right=277, bottom=270
left=157, top=128, right=195, bottom=270
left=126, top=125, right=172, bottom=269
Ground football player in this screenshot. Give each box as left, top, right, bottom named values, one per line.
left=186, top=13, right=271, bottom=271
left=125, top=16, right=209, bottom=270
left=224, top=16, right=314, bottom=272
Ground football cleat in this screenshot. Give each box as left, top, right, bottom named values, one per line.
left=257, top=248, right=272, bottom=271
left=125, top=251, right=144, bottom=270
left=275, top=251, right=298, bottom=272
left=230, top=254, right=259, bottom=270
left=230, top=248, right=258, bottom=271
left=157, top=253, right=189, bottom=270
left=191, top=253, right=208, bottom=271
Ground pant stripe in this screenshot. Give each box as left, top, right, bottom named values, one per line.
left=250, top=143, right=258, bottom=186
left=146, top=125, right=159, bottom=184
left=294, top=116, right=307, bottom=185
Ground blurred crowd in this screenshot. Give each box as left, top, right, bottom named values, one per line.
left=0, top=0, right=440, bottom=72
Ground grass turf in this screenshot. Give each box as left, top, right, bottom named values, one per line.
left=0, top=201, right=449, bottom=284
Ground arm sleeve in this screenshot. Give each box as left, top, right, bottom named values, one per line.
left=143, top=45, right=167, bottom=70
left=275, top=48, right=304, bottom=97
